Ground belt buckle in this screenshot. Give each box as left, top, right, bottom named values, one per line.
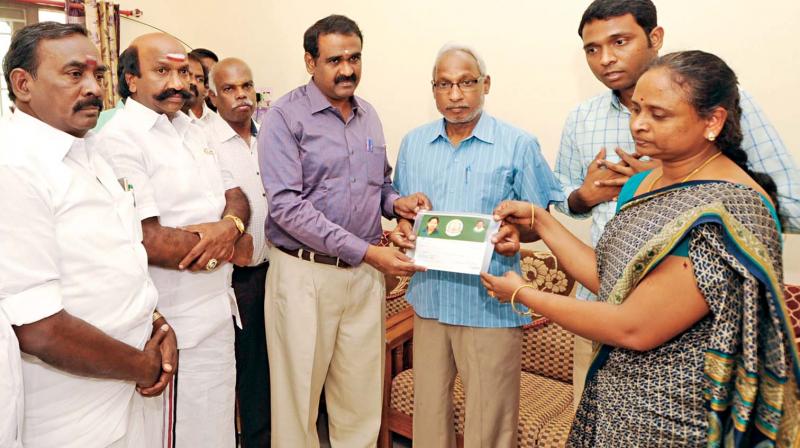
left=298, top=248, right=316, bottom=264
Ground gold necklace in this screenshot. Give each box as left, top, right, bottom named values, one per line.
left=647, top=151, right=723, bottom=192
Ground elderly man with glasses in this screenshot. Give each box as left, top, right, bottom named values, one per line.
left=389, top=43, right=564, bottom=447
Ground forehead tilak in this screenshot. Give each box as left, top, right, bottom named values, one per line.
left=164, top=52, right=187, bottom=62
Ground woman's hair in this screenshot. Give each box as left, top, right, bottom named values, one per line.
left=648, top=50, right=779, bottom=212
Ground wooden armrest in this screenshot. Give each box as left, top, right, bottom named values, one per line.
left=386, top=312, right=414, bottom=351
left=386, top=306, right=414, bottom=330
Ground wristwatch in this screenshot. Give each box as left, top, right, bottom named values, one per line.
left=223, top=214, right=245, bottom=234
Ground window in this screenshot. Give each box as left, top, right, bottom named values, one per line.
left=37, top=8, right=64, bottom=24
left=0, top=5, right=64, bottom=117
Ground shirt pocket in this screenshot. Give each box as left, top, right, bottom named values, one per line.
left=115, top=189, right=143, bottom=243
left=198, top=151, right=228, bottom=212
left=366, top=144, right=387, bottom=186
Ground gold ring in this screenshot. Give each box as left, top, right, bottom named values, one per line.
left=206, top=258, right=218, bottom=271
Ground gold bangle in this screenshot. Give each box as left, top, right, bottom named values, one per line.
left=223, top=214, right=245, bottom=234
left=510, top=284, right=536, bottom=316
left=152, top=310, right=164, bottom=323
left=529, top=203, right=535, bottom=230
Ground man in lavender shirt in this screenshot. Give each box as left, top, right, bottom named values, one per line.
left=257, top=14, right=430, bottom=448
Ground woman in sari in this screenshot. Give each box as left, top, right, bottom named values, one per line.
left=481, top=51, right=800, bottom=447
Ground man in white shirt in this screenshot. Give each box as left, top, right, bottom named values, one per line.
left=207, top=57, right=271, bottom=447
left=190, top=48, right=220, bottom=112
left=183, top=51, right=221, bottom=130
left=0, top=22, right=177, bottom=448
left=97, top=33, right=252, bottom=448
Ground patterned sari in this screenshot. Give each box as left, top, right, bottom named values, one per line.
left=568, top=181, right=800, bottom=447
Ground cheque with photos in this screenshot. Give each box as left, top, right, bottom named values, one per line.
left=408, top=211, right=499, bottom=275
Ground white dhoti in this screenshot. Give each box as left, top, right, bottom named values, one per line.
left=143, top=322, right=236, bottom=447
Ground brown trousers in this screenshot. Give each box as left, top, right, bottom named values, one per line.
left=412, top=314, right=522, bottom=448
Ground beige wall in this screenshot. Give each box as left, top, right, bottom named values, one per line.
left=118, top=0, right=800, bottom=281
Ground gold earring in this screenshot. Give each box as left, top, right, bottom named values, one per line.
left=707, top=133, right=716, bottom=142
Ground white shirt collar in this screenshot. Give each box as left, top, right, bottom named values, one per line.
left=188, top=102, right=214, bottom=121
left=208, top=114, right=259, bottom=145
left=124, top=97, right=192, bottom=135
left=9, top=109, right=85, bottom=162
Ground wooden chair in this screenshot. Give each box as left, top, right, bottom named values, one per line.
left=377, top=232, right=415, bottom=448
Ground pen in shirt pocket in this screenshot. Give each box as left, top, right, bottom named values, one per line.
left=117, top=177, right=136, bottom=205
left=465, top=166, right=471, bottom=185
left=366, top=138, right=374, bottom=153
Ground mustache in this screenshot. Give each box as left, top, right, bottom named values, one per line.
left=189, top=84, right=199, bottom=97
left=154, top=88, right=192, bottom=101
left=234, top=99, right=255, bottom=109
left=73, top=97, right=104, bottom=112
left=334, top=74, right=357, bottom=84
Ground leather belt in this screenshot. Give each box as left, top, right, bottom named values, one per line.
left=277, top=246, right=352, bottom=268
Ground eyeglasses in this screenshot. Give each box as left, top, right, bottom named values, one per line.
left=431, top=76, right=484, bottom=92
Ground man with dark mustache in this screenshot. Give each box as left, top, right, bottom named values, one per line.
left=190, top=48, right=220, bottom=112
left=183, top=51, right=222, bottom=131
left=0, top=22, right=176, bottom=447
left=206, top=57, right=272, bottom=447
left=97, top=33, right=252, bottom=448
left=258, top=14, right=431, bottom=447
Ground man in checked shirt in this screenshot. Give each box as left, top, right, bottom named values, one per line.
left=206, top=56, right=271, bottom=448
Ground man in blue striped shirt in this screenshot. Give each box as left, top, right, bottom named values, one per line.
left=392, top=43, right=564, bottom=447
left=555, top=0, right=800, bottom=406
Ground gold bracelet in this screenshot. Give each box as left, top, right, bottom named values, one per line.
left=223, top=214, right=245, bottom=234
left=152, top=310, right=164, bottom=323
left=510, top=284, right=536, bottom=316
left=529, top=203, right=535, bottom=230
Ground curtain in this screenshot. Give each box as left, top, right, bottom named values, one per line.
left=65, top=1, right=120, bottom=110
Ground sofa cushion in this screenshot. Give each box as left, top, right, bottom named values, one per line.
left=517, top=373, right=574, bottom=446
left=535, top=407, right=575, bottom=448
left=390, top=368, right=415, bottom=418
left=521, top=322, right=574, bottom=383
left=389, top=369, right=573, bottom=446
